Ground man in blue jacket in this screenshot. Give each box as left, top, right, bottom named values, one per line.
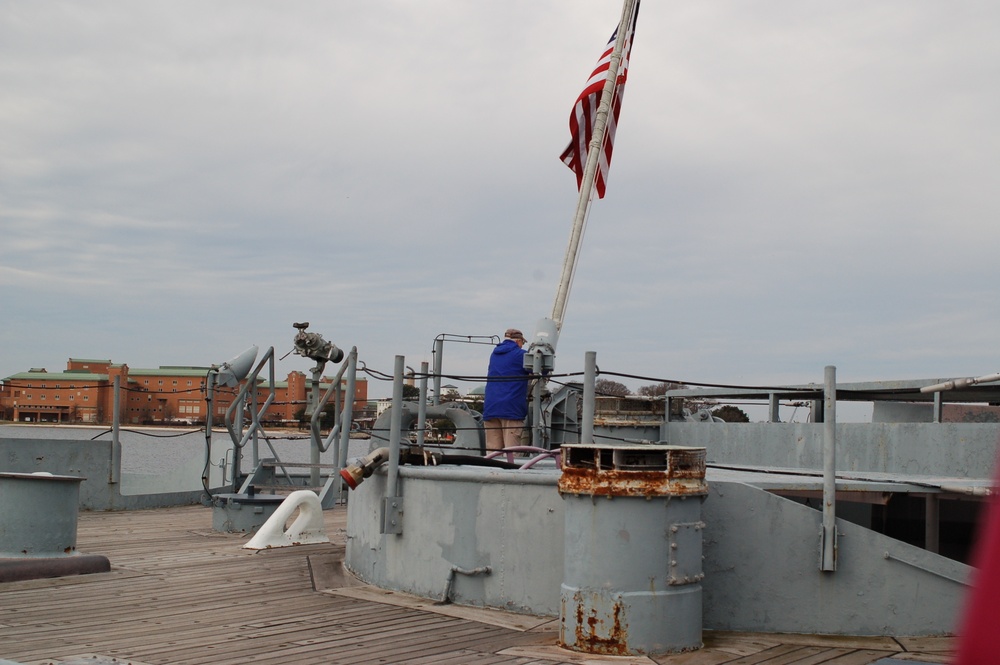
left=483, top=328, right=531, bottom=450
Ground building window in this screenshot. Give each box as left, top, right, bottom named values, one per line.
left=83, top=396, right=89, bottom=401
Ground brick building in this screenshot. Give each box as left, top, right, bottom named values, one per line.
left=1, top=358, right=367, bottom=426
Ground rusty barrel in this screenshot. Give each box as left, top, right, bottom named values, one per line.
left=558, top=444, right=708, bottom=656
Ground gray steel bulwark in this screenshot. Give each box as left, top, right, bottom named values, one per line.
left=558, top=444, right=708, bottom=657
left=344, top=464, right=566, bottom=614
left=342, top=458, right=966, bottom=636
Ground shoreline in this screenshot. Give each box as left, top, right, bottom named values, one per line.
left=0, top=421, right=365, bottom=439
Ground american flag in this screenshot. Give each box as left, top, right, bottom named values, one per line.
left=560, top=1, right=640, bottom=199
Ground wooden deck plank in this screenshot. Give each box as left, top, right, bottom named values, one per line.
left=704, top=633, right=901, bottom=654
left=649, top=649, right=739, bottom=665
left=102, top=608, right=459, bottom=662
left=721, top=645, right=813, bottom=664
left=186, top=624, right=502, bottom=665
left=139, top=598, right=521, bottom=664
left=401, top=649, right=532, bottom=665
left=884, top=656, right=951, bottom=664
left=893, top=636, right=952, bottom=654
left=3, top=591, right=340, bottom=641
left=782, top=648, right=856, bottom=665
left=819, top=650, right=905, bottom=665
left=499, top=644, right=656, bottom=664
left=327, top=585, right=556, bottom=631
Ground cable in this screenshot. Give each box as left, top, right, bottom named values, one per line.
left=89, top=427, right=203, bottom=440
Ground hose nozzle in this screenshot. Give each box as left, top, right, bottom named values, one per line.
left=340, top=447, right=391, bottom=490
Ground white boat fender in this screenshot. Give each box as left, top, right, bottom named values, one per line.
left=242, top=490, right=330, bottom=550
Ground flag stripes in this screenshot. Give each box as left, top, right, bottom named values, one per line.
left=560, top=1, right=640, bottom=199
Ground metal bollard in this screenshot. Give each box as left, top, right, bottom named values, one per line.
left=0, top=472, right=84, bottom=557
left=0, top=471, right=110, bottom=582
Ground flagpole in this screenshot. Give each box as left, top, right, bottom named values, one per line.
left=551, top=0, right=637, bottom=331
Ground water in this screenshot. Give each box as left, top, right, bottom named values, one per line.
left=0, top=425, right=369, bottom=477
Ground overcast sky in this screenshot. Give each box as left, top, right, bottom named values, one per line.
left=2, top=1, right=998, bottom=412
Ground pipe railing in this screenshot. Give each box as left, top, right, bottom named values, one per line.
left=821, top=365, right=837, bottom=572
left=224, top=347, right=276, bottom=491
left=308, top=347, right=358, bottom=454
left=224, top=347, right=276, bottom=452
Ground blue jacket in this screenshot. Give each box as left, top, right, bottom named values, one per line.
left=482, top=339, right=530, bottom=420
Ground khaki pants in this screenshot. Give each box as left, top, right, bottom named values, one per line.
left=484, top=418, right=524, bottom=450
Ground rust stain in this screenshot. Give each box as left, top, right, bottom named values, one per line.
left=558, top=467, right=707, bottom=497
left=558, top=445, right=707, bottom=497
left=571, top=598, right=630, bottom=656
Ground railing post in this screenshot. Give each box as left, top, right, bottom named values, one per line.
left=432, top=338, right=444, bottom=406
left=308, top=366, right=323, bottom=487
left=110, top=376, right=121, bottom=484
left=531, top=352, right=544, bottom=448
left=582, top=352, right=596, bottom=444
left=416, top=361, right=429, bottom=447
left=336, top=348, right=358, bottom=474
left=250, top=376, right=260, bottom=471
left=382, top=355, right=405, bottom=535
left=821, top=365, right=838, bottom=571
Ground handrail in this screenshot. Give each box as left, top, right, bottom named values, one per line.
left=225, top=346, right=276, bottom=451
left=334, top=350, right=359, bottom=480
left=309, top=347, right=357, bottom=453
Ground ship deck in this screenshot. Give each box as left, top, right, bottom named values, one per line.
left=0, top=504, right=951, bottom=665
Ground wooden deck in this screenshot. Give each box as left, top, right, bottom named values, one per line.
left=0, top=505, right=951, bottom=665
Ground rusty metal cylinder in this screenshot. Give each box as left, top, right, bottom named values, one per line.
left=558, top=444, right=708, bottom=656
left=0, top=472, right=84, bottom=557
